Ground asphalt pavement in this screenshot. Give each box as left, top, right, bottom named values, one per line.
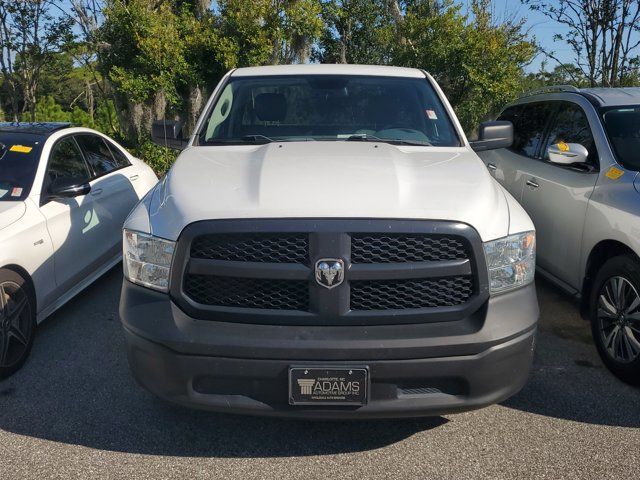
left=0, top=267, right=638, bottom=479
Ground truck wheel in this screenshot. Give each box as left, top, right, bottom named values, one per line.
left=589, top=255, right=640, bottom=385
left=0, top=269, right=36, bottom=380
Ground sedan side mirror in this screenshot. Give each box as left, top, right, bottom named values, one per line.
left=547, top=143, right=589, bottom=165
left=151, top=120, right=188, bottom=150
left=49, top=181, right=91, bottom=199
left=470, top=121, right=514, bottom=152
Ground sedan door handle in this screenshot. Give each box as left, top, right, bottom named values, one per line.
left=487, top=163, right=497, bottom=171
left=129, top=174, right=139, bottom=181
left=90, top=188, right=103, bottom=196
left=526, top=179, right=539, bottom=189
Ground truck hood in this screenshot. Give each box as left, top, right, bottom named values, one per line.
left=0, top=201, right=26, bottom=231
left=148, top=142, right=510, bottom=242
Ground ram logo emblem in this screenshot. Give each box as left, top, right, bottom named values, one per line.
left=315, top=259, right=345, bottom=289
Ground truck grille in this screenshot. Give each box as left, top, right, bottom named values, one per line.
left=184, top=275, right=309, bottom=310
left=350, top=277, right=474, bottom=310
left=172, top=220, right=487, bottom=325
left=351, top=234, right=468, bottom=263
left=191, top=233, right=309, bottom=264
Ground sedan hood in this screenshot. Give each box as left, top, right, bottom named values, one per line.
left=149, top=142, right=509, bottom=241
left=0, top=201, right=26, bottom=231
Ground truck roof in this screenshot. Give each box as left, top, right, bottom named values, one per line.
left=230, top=64, right=426, bottom=78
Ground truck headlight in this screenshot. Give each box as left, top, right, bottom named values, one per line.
left=123, top=230, right=175, bottom=292
left=483, top=231, right=535, bottom=294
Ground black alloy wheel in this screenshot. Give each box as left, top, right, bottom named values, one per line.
left=0, top=269, right=36, bottom=379
left=590, top=255, right=640, bottom=386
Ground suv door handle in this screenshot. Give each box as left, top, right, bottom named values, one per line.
left=526, top=179, right=539, bottom=189
left=129, top=174, right=139, bottom=181
left=487, top=163, right=497, bottom=171
left=91, top=188, right=103, bottom=196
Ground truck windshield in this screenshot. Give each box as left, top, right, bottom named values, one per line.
left=602, top=106, right=640, bottom=170
left=199, top=75, right=461, bottom=147
left=0, top=133, right=43, bottom=201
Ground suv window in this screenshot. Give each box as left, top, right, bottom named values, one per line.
left=46, top=137, right=91, bottom=192
left=601, top=106, right=640, bottom=170
left=497, top=104, right=523, bottom=145
left=75, top=134, right=124, bottom=177
left=499, top=102, right=554, bottom=158
left=542, top=102, right=597, bottom=166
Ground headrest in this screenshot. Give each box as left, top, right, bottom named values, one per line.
left=254, top=93, right=287, bottom=122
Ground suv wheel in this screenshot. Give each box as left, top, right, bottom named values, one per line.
left=590, top=255, right=640, bottom=385
left=0, top=269, right=36, bottom=380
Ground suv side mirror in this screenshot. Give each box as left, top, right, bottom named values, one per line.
left=470, top=121, right=514, bottom=152
left=547, top=143, right=589, bottom=165
left=152, top=120, right=188, bottom=150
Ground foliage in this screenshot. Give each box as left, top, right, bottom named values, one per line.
left=314, top=0, right=394, bottom=64
left=0, top=0, right=74, bottom=120
left=100, top=0, right=189, bottom=106
left=522, top=0, right=640, bottom=87
left=396, top=0, right=536, bottom=131
left=218, top=0, right=323, bottom=66
left=33, top=94, right=119, bottom=132
left=133, top=138, right=178, bottom=176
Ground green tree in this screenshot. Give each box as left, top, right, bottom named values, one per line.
left=522, top=0, right=640, bottom=87
left=218, top=0, right=323, bottom=66
left=396, top=0, right=535, bottom=132
left=314, top=0, right=394, bottom=64
left=99, top=0, right=190, bottom=140
left=0, top=0, right=73, bottom=120
left=522, top=62, right=590, bottom=92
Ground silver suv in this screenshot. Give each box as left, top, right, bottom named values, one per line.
left=480, top=86, right=640, bottom=384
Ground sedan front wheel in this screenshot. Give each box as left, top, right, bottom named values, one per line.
left=0, top=269, right=36, bottom=379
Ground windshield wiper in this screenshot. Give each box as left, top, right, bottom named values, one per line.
left=241, top=134, right=275, bottom=143
left=200, top=134, right=276, bottom=146
left=345, top=134, right=432, bottom=147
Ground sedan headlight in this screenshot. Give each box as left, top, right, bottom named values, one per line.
left=483, top=231, right=535, bottom=294
left=123, top=230, right=175, bottom=292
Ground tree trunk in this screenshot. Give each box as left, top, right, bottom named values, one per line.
left=152, top=89, right=167, bottom=122
left=85, top=79, right=94, bottom=124
left=187, top=85, right=204, bottom=136
left=386, top=0, right=406, bottom=46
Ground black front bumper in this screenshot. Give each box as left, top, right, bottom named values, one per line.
left=120, top=280, right=538, bottom=419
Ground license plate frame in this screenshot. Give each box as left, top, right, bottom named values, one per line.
left=288, top=366, right=369, bottom=406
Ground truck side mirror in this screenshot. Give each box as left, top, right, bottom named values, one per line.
left=470, top=121, right=514, bottom=152
left=151, top=120, right=188, bottom=150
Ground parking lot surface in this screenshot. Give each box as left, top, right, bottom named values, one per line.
left=0, top=267, right=638, bottom=479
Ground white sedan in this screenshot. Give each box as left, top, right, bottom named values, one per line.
left=0, top=123, right=157, bottom=378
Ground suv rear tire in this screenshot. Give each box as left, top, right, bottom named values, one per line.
left=0, top=268, right=36, bottom=379
left=589, top=255, right=640, bottom=385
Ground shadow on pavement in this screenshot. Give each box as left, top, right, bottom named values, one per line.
left=0, top=268, right=445, bottom=457
left=501, top=279, right=640, bottom=428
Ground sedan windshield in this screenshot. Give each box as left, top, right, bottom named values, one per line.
left=0, top=133, right=43, bottom=201
left=199, top=75, right=461, bottom=147
left=602, top=106, right=640, bottom=170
